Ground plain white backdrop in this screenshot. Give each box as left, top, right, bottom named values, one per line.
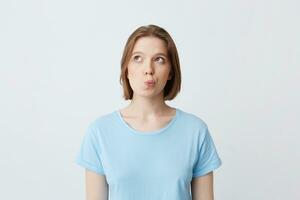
left=0, top=0, right=299, bottom=199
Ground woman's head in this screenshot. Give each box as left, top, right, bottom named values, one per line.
left=119, top=24, right=181, bottom=101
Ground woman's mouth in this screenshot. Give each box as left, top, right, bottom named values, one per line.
left=144, top=80, right=155, bottom=86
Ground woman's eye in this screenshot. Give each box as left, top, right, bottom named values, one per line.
left=155, top=57, right=165, bottom=63
left=133, top=55, right=142, bottom=62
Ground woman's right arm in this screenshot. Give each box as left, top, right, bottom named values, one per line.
left=85, top=169, right=109, bottom=200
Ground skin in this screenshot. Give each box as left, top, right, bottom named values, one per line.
left=120, top=36, right=175, bottom=131
left=85, top=36, right=215, bottom=200
left=85, top=170, right=108, bottom=200
left=191, top=172, right=215, bottom=200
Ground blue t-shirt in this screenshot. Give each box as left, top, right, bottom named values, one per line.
left=75, top=108, right=222, bottom=200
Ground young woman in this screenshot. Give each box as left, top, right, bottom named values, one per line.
left=75, top=24, right=222, bottom=200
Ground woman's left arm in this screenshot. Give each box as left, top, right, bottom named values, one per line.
left=191, top=171, right=214, bottom=200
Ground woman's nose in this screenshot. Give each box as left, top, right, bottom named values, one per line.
left=143, top=60, right=154, bottom=75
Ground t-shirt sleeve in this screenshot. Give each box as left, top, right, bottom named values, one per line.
left=192, top=125, right=222, bottom=178
left=75, top=123, right=105, bottom=175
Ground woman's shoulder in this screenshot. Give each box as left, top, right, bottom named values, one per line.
left=87, top=110, right=118, bottom=129
left=177, top=108, right=208, bottom=129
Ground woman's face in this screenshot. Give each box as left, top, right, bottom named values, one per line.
left=127, top=36, right=172, bottom=99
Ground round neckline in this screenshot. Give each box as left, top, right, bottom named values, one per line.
left=115, top=107, right=180, bottom=136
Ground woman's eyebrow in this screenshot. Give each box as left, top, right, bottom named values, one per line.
left=132, top=51, right=167, bottom=57
left=132, top=51, right=144, bottom=55
left=155, top=53, right=167, bottom=57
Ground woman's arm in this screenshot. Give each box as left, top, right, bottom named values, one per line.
left=191, top=171, right=214, bottom=200
left=85, top=169, right=109, bottom=200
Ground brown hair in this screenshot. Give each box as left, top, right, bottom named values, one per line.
left=119, top=24, right=181, bottom=101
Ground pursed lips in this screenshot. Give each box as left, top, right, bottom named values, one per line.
left=144, top=80, right=155, bottom=84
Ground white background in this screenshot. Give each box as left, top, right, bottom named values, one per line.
left=0, top=0, right=299, bottom=199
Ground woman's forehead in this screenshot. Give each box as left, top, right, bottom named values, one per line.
left=132, top=36, right=168, bottom=55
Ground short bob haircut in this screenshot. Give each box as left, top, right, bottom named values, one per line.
left=119, top=24, right=181, bottom=101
